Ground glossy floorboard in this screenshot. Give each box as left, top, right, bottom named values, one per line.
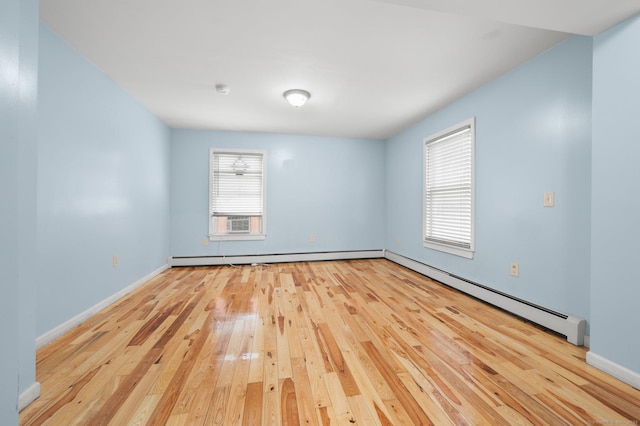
left=21, top=259, right=640, bottom=425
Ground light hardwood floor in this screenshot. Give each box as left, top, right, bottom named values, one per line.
left=20, top=259, right=640, bottom=425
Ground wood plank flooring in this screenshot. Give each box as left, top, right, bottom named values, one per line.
left=20, top=259, right=640, bottom=425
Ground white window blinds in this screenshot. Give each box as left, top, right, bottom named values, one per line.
left=211, top=151, right=264, bottom=217
left=424, top=120, right=474, bottom=253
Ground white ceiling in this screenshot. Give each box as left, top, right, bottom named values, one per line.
left=40, top=0, right=640, bottom=140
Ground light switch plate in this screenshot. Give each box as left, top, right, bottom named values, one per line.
left=544, top=192, right=554, bottom=207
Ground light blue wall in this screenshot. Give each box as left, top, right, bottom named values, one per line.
left=591, top=14, right=640, bottom=374
left=0, top=0, right=38, bottom=421
left=37, top=25, right=171, bottom=335
left=17, top=0, right=39, bottom=398
left=385, top=36, right=593, bottom=325
left=171, top=130, right=385, bottom=256
left=1, top=2, right=23, bottom=421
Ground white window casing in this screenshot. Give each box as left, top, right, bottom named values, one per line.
left=423, top=118, right=475, bottom=259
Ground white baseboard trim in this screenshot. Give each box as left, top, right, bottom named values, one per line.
left=587, top=351, right=640, bottom=390
left=18, top=381, right=40, bottom=412
left=169, top=250, right=385, bottom=267
left=36, top=263, right=170, bottom=349
left=384, top=250, right=586, bottom=346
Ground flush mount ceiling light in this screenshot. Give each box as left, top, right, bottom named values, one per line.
left=283, top=89, right=310, bottom=107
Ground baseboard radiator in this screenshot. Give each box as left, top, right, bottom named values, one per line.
left=384, top=250, right=586, bottom=346
left=169, top=250, right=385, bottom=267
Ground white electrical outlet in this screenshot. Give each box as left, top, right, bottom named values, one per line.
left=202, top=238, right=209, bottom=246
left=309, top=234, right=316, bottom=243
left=510, top=262, right=519, bottom=277
left=113, top=255, right=119, bottom=268
left=544, top=191, right=554, bottom=207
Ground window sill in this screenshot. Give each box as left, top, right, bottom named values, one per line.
left=209, top=234, right=266, bottom=242
left=423, top=241, right=474, bottom=259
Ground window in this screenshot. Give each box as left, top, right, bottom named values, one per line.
left=209, top=149, right=266, bottom=240
left=423, top=118, right=474, bottom=258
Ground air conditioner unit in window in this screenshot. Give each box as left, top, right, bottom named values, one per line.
left=227, top=216, right=250, bottom=233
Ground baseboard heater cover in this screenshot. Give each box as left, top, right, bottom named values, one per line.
left=384, top=250, right=586, bottom=346
left=170, top=249, right=385, bottom=267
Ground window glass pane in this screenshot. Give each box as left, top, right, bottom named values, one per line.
left=209, top=149, right=265, bottom=239
left=212, top=152, right=263, bottom=216
left=424, top=119, right=474, bottom=254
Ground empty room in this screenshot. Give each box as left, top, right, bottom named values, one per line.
left=3, top=0, right=640, bottom=424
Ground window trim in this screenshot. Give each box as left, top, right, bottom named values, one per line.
left=423, top=117, right=475, bottom=259
left=209, top=148, right=267, bottom=241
